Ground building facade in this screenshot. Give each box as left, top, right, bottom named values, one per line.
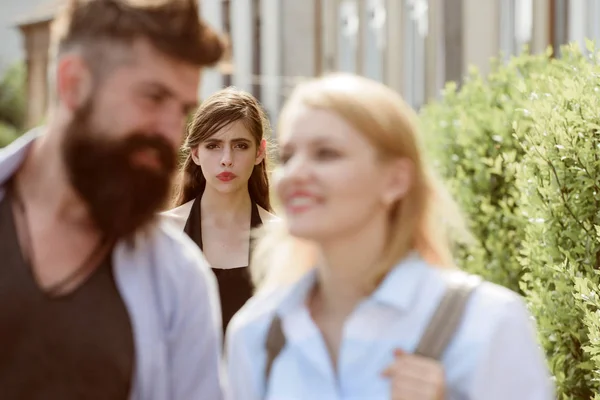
left=15, top=0, right=600, bottom=129
left=207, top=0, right=600, bottom=127
left=0, top=0, right=51, bottom=74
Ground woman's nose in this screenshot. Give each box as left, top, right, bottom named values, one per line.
left=282, top=154, right=310, bottom=182
left=220, top=149, right=233, bottom=167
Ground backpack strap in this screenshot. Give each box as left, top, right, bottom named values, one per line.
left=263, top=274, right=481, bottom=385
left=264, top=315, right=286, bottom=382
left=414, top=274, right=481, bottom=360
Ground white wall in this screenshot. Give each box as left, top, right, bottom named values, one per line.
left=199, top=0, right=224, bottom=101
left=281, top=0, right=318, bottom=79
left=463, top=0, right=499, bottom=77
left=260, top=0, right=282, bottom=125
left=0, top=0, right=50, bottom=74
left=230, top=0, right=254, bottom=93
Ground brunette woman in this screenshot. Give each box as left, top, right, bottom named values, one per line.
left=162, top=87, right=277, bottom=332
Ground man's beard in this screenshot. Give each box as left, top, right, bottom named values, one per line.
left=61, top=100, right=177, bottom=240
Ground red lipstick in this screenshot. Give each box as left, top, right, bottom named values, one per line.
left=217, top=172, right=237, bottom=182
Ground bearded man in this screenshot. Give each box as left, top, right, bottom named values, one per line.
left=0, top=0, right=226, bottom=399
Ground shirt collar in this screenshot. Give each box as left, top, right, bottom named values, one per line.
left=275, top=251, right=430, bottom=316
left=276, top=268, right=318, bottom=317
left=0, top=128, right=43, bottom=188
left=370, top=251, right=430, bottom=312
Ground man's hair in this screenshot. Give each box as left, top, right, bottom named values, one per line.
left=50, top=0, right=224, bottom=78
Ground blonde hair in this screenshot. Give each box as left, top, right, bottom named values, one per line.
left=251, top=73, right=472, bottom=292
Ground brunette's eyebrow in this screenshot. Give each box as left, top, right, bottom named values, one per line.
left=205, top=138, right=252, bottom=144
left=231, top=138, right=252, bottom=143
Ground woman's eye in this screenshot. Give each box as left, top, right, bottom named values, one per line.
left=279, top=152, right=291, bottom=164
left=235, top=143, right=250, bottom=150
left=315, top=148, right=340, bottom=160
left=205, top=144, right=218, bottom=150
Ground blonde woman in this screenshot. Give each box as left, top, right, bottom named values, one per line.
left=224, top=74, right=553, bottom=400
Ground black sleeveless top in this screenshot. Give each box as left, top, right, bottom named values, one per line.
left=183, top=196, right=262, bottom=332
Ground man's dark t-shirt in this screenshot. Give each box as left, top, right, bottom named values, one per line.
left=0, top=186, right=135, bottom=399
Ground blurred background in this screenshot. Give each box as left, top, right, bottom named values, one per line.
left=3, top=2, right=600, bottom=398
left=1, top=0, right=599, bottom=137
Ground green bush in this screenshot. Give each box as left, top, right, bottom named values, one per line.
left=515, top=42, right=600, bottom=399
left=420, top=41, right=600, bottom=397
left=0, top=122, right=18, bottom=148
left=419, top=49, right=551, bottom=293
left=0, top=61, right=26, bottom=147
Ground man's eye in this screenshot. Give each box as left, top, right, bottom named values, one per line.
left=147, top=93, right=164, bottom=103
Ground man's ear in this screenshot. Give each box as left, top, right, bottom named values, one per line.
left=56, top=55, right=93, bottom=110
left=381, top=158, right=413, bottom=207
left=255, top=138, right=267, bottom=165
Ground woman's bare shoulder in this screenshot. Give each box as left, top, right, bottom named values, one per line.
left=258, top=207, right=281, bottom=224
left=160, top=200, right=195, bottom=231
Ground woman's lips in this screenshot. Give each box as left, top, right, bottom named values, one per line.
left=217, top=172, right=237, bottom=182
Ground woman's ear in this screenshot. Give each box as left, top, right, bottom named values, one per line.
left=381, top=158, right=413, bottom=206
left=191, top=147, right=200, bottom=165
left=255, top=139, right=267, bottom=165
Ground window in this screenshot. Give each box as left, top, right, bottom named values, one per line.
left=222, top=0, right=232, bottom=87
left=403, top=0, right=428, bottom=109
left=586, top=0, right=600, bottom=45
left=569, top=0, right=600, bottom=52
left=499, top=0, right=533, bottom=60
left=362, top=0, right=386, bottom=82
left=338, top=0, right=360, bottom=73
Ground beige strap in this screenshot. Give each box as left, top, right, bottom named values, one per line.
left=263, top=274, right=480, bottom=384
left=414, top=275, right=481, bottom=360
left=264, top=315, right=286, bottom=382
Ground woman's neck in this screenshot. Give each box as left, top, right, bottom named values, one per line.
left=312, top=211, right=389, bottom=316
left=200, top=185, right=253, bottom=226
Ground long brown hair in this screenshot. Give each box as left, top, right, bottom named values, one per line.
left=171, top=87, right=272, bottom=211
